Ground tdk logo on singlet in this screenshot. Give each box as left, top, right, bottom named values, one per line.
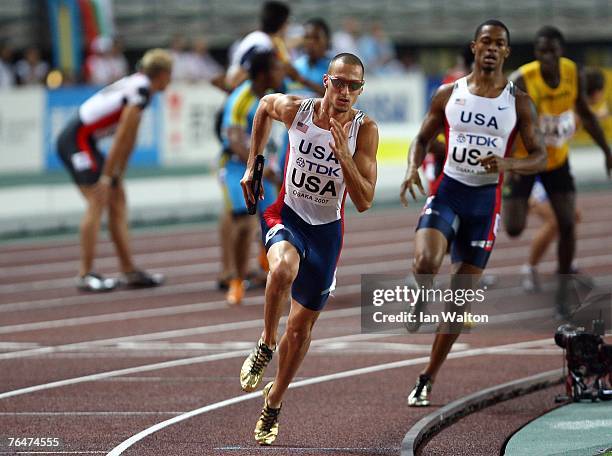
left=460, top=111, right=499, bottom=130
left=452, top=133, right=501, bottom=166
left=457, top=133, right=499, bottom=148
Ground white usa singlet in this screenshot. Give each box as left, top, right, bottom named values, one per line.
left=283, top=98, right=365, bottom=225
left=443, top=77, right=518, bottom=186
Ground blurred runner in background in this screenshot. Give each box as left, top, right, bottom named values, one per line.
left=218, top=51, right=284, bottom=305
left=57, top=49, right=172, bottom=291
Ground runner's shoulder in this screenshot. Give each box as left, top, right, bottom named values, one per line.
left=359, top=114, right=378, bottom=132
left=431, top=82, right=456, bottom=108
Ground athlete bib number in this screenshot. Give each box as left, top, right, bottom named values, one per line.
left=539, top=110, right=576, bottom=147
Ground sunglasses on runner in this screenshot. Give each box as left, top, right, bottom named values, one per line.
left=327, top=75, right=364, bottom=91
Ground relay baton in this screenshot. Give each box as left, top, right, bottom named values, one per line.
left=247, top=155, right=265, bottom=215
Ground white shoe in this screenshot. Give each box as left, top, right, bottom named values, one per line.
left=77, top=272, right=117, bottom=292
left=521, top=265, right=540, bottom=293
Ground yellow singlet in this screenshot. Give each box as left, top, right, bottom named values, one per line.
left=271, top=36, right=291, bottom=64
left=513, top=57, right=578, bottom=170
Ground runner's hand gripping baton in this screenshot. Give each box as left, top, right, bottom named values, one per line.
left=247, top=155, right=265, bottom=215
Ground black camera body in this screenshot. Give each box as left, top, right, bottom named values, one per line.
left=554, top=324, right=612, bottom=402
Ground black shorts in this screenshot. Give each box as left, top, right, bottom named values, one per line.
left=502, top=159, right=575, bottom=200
left=57, top=116, right=105, bottom=186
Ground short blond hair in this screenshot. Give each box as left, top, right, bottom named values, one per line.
left=141, top=48, right=173, bottom=78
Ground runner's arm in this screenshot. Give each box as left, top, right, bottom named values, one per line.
left=285, top=62, right=325, bottom=96
left=407, top=85, right=453, bottom=175
left=227, top=127, right=251, bottom=163
left=575, top=68, right=612, bottom=176
left=241, top=94, right=301, bottom=204
left=399, top=84, right=452, bottom=205
left=330, top=117, right=378, bottom=212
left=225, top=65, right=247, bottom=91
left=103, top=105, right=142, bottom=179
left=509, top=71, right=527, bottom=92
left=508, top=91, right=547, bottom=174
left=246, top=93, right=301, bottom=163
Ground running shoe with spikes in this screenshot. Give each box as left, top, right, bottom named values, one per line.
left=240, top=338, right=275, bottom=392
left=254, top=382, right=281, bottom=445
left=407, top=374, right=432, bottom=407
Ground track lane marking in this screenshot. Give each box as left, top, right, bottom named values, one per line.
left=0, top=305, right=360, bottom=360
left=3, top=216, right=611, bottom=293
left=3, top=218, right=611, bottom=289
left=0, top=412, right=184, bottom=416
left=0, top=331, right=402, bottom=399
left=3, top=258, right=610, bottom=335
left=105, top=337, right=554, bottom=456
left=3, top=234, right=612, bottom=315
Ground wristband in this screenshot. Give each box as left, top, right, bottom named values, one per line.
left=99, top=175, right=112, bottom=185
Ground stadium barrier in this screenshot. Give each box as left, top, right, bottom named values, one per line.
left=0, top=73, right=426, bottom=174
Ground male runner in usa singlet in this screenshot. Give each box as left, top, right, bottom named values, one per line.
left=239, top=53, right=379, bottom=445
left=399, top=20, right=547, bottom=407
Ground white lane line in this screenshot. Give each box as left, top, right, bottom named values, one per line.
left=0, top=244, right=222, bottom=276
left=3, top=239, right=610, bottom=318
left=4, top=229, right=612, bottom=314
left=0, top=240, right=403, bottom=295
left=0, top=234, right=415, bottom=311
left=0, top=245, right=219, bottom=279
left=0, top=225, right=218, bottom=255
left=0, top=280, right=214, bottom=313
left=496, top=349, right=561, bottom=355
left=35, top=342, right=471, bottom=358
left=0, top=265, right=217, bottom=295
left=311, top=341, right=470, bottom=354
left=0, top=452, right=107, bottom=454
left=0, top=232, right=219, bottom=265
left=1, top=197, right=608, bottom=263
left=0, top=282, right=364, bottom=335
left=4, top=218, right=612, bottom=293
left=109, top=341, right=254, bottom=351
left=0, top=266, right=585, bottom=347
left=215, top=447, right=398, bottom=452
left=0, top=331, right=394, bottom=400
left=0, top=305, right=361, bottom=360
left=0, top=223, right=412, bottom=279
left=0, top=265, right=570, bottom=335
left=0, top=412, right=184, bottom=416
left=2, top=204, right=609, bottom=258
left=0, top=342, right=40, bottom=349
left=0, top=350, right=250, bottom=400
left=0, top=298, right=261, bottom=335
left=105, top=337, right=553, bottom=456
left=0, top=208, right=414, bottom=255
left=0, top=240, right=409, bottom=294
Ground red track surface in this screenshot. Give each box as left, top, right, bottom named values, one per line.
left=0, top=190, right=610, bottom=456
